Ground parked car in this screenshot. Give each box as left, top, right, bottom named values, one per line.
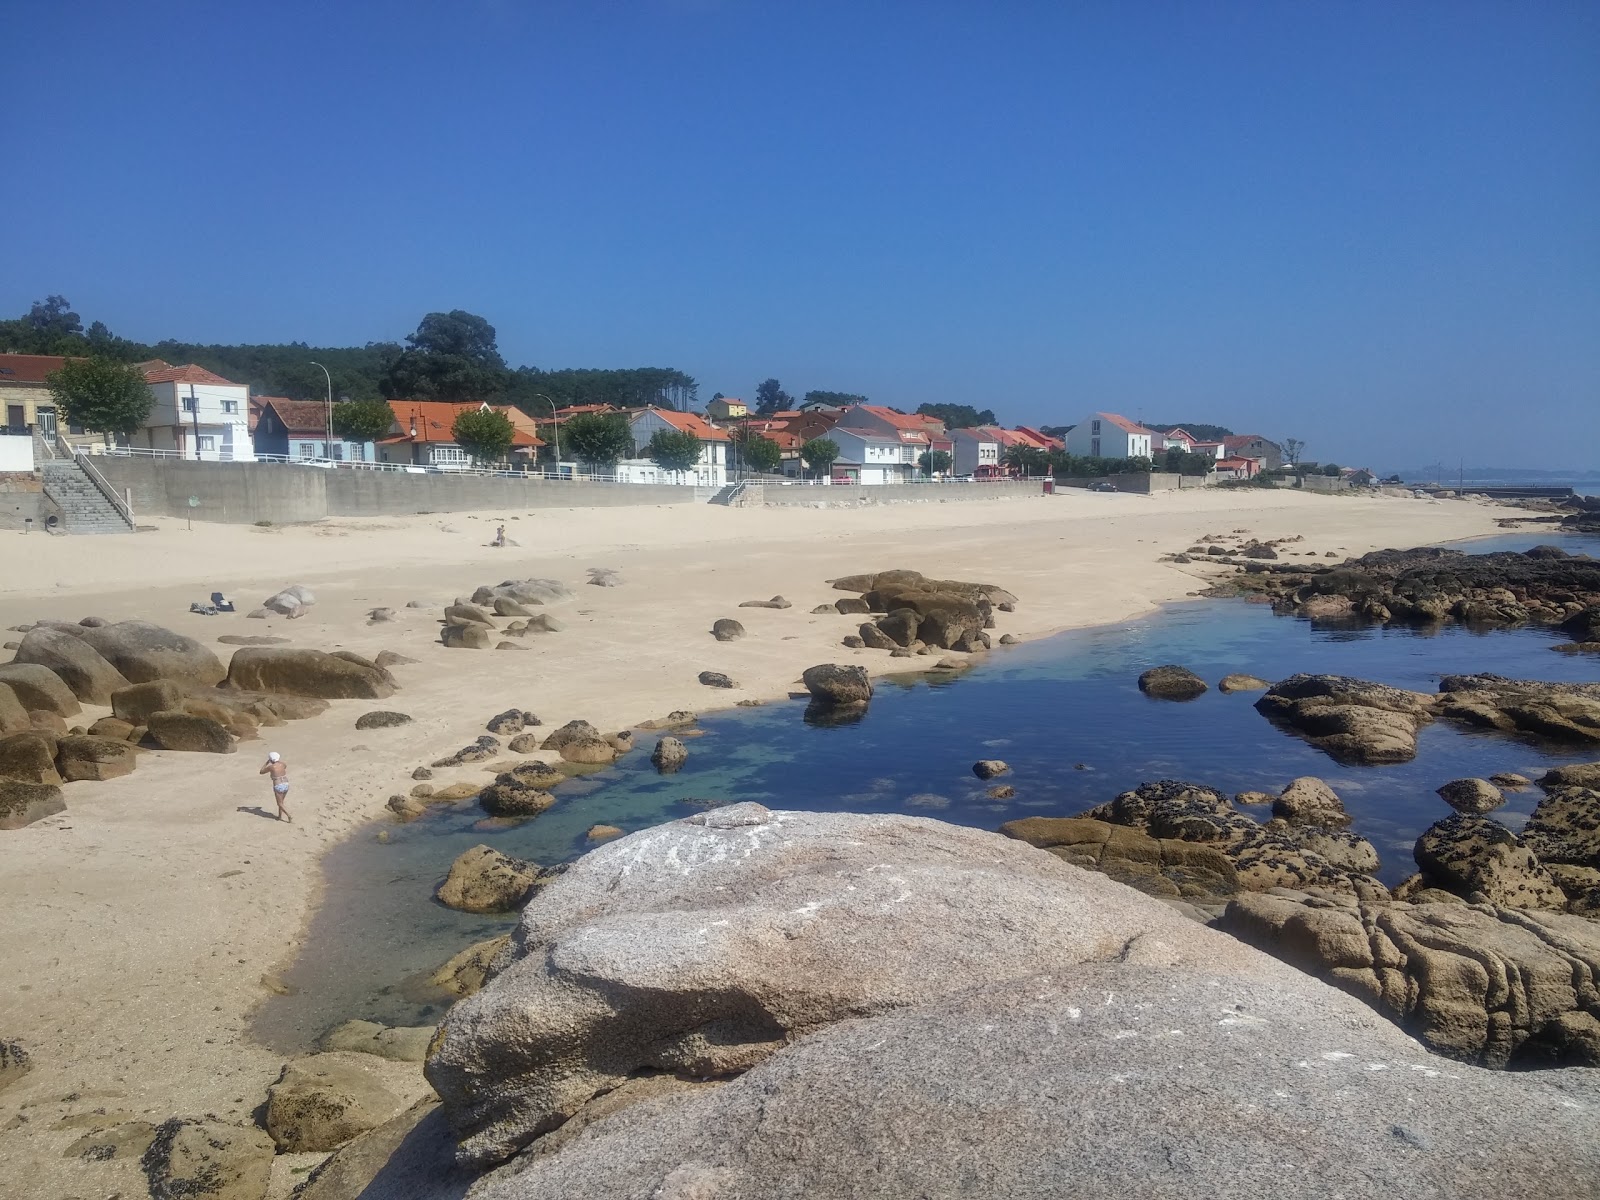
left=1088, top=480, right=1117, bottom=493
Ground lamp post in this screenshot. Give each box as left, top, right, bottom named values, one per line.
left=533, top=394, right=561, bottom=473
left=309, top=362, right=333, bottom=460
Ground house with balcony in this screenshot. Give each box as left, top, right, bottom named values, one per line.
left=137, top=363, right=255, bottom=461
left=627, top=407, right=730, bottom=485
left=1063, top=413, right=1154, bottom=461
left=828, top=406, right=930, bottom=483
left=376, top=400, right=542, bottom=469
left=252, top=398, right=377, bottom=462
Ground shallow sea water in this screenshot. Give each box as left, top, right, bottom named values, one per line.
left=253, top=530, right=1600, bottom=1051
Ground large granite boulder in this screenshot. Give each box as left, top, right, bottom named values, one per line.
left=146, top=710, right=236, bottom=754
left=264, top=1052, right=407, bottom=1152
left=1523, top=785, right=1600, bottom=868
left=224, top=647, right=396, bottom=699
left=479, top=774, right=557, bottom=818
left=436, top=844, right=548, bottom=913
left=1541, top=761, right=1600, bottom=789
left=111, top=679, right=190, bottom=725
left=78, top=620, right=226, bottom=687
left=1437, top=777, right=1506, bottom=814
left=471, top=579, right=574, bottom=608
left=1414, top=814, right=1566, bottom=910
left=1000, top=815, right=1238, bottom=901
left=425, top=804, right=1285, bottom=1166
left=1272, top=776, right=1350, bottom=826
left=56, top=734, right=140, bottom=780
left=538, top=719, right=616, bottom=765
left=12, top=626, right=130, bottom=704
left=1224, top=893, right=1600, bottom=1068
left=461, top=961, right=1600, bottom=1200
left=443, top=623, right=493, bottom=650
left=1255, top=673, right=1435, bottom=764
left=324, top=1019, right=435, bottom=1063
left=651, top=736, right=688, bottom=773
left=0, top=663, right=80, bottom=717
left=0, top=732, right=62, bottom=785
left=1435, top=673, right=1600, bottom=744
left=0, top=780, right=65, bottom=828
left=431, top=934, right=513, bottom=998
left=139, top=1116, right=275, bottom=1200
left=296, top=1097, right=470, bottom=1200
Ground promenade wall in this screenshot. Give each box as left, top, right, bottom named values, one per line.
left=754, top=481, right=1043, bottom=506
left=91, top=459, right=699, bottom=525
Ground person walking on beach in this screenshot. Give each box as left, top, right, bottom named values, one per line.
left=260, top=752, right=292, bottom=822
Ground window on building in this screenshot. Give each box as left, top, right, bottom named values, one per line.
left=182, top=397, right=197, bottom=413
left=197, top=436, right=216, bottom=451
left=222, top=400, right=238, bottom=414
left=1091, top=438, right=1101, bottom=456
left=297, top=442, right=317, bottom=458
left=1091, top=420, right=1101, bottom=435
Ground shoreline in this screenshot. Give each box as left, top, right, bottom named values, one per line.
left=0, top=489, right=1514, bottom=1195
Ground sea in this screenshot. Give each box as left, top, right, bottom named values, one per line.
left=252, top=529, right=1600, bottom=1052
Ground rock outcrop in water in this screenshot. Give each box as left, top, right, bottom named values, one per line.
left=1254, top=674, right=1435, bottom=764
left=413, top=807, right=1600, bottom=1200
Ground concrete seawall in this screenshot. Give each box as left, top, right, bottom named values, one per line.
left=91, top=458, right=700, bottom=524
left=753, top=481, right=1044, bottom=506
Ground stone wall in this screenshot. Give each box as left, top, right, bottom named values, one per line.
left=757, top=481, right=1043, bottom=506
left=0, top=471, right=50, bottom=531
left=88, top=457, right=702, bottom=524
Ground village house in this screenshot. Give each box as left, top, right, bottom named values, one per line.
left=0, top=353, right=69, bottom=439
left=138, top=363, right=256, bottom=461
left=626, top=406, right=729, bottom=486
left=1212, top=455, right=1261, bottom=480
left=1014, top=426, right=1065, bottom=452
left=828, top=405, right=931, bottom=484
left=1222, top=434, right=1283, bottom=470
left=1063, top=413, right=1154, bottom=461
left=950, top=427, right=1003, bottom=479
left=706, top=397, right=748, bottom=421
left=252, top=397, right=377, bottom=462
left=376, top=400, right=542, bottom=469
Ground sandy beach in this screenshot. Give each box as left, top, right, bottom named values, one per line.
left=0, top=487, right=1509, bottom=1196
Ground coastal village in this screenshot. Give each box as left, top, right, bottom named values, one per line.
left=0, top=349, right=1379, bottom=525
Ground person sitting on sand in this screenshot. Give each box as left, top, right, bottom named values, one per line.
left=492, top=524, right=506, bottom=547
left=260, top=752, right=292, bottom=822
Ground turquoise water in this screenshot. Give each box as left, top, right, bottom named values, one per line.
left=253, top=531, right=1600, bottom=1050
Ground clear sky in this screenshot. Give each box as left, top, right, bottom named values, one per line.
left=7, top=1, right=1597, bottom=468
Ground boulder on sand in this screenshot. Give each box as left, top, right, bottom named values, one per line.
left=0, top=780, right=64, bottom=829
left=355, top=711, right=412, bottom=730
left=436, top=844, right=548, bottom=913
left=224, top=647, right=396, bottom=699
left=540, top=719, right=616, bottom=765
left=146, top=711, right=235, bottom=754
left=56, top=734, right=140, bottom=780
left=262, top=584, right=315, bottom=616
left=711, top=619, right=745, bottom=642
left=111, top=680, right=190, bottom=726
left=264, top=1052, right=407, bottom=1152
left=139, top=1117, right=275, bottom=1200
left=0, top=685, right=28, bottom=736
left=0, top=732, right=62, bottom=785
left=801, top=663, right=872, bottom=708
left=443, top=623, right=493, bottom=650
left=77, top=620, right=226, bottom=687
left=12, top=626, right=130, bottom=704
left=471, top=579, right=574, bottom=608
left=0, top=663, right=81, bottom=717
left=1137, top=665, right=1208, bottom=701
left=698, top=671, right=737, bottom=689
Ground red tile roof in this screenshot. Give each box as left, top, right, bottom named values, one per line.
left=1223, top=434, right=1276, bottom=453
left=258, top=397, right=338, bottom=435
left=854, top=405, right=931, bottom=433
left=144, top=363, right=240, bottom=386
left=635, top=406, right=731, bottom=442
left=1093, top=412, right=1152, bottom=436
left=380, top=400, right=542, bottom=447
left=0, top=353, right=72, bottom=384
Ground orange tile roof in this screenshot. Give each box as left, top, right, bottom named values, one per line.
left=636, top=406, right=731, bottom=441
left=1093, top=412, right=1153, bottom=436
left=0, top=353, right=73, bottom=384
left=380, top=400, right=542, bottom=447
left=855, top=405, right=930, bottom=433
left=144, top=363, right=240, bottom=386
left=257, top=397, right=340, bottom=435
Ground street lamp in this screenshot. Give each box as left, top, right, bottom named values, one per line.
left=533, top=393, right=561, bottom=472
left=309, top=362, right=333, bottom=460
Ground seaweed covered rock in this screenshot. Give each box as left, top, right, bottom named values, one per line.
left=1255, top=674, right=1434, bottom=764
left=1413, top=814, right=1566, bottom=910
left=1137, top=665, right=1208, bottom=701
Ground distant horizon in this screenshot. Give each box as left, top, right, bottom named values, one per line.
left=6, top=2, right=1595, bottom=470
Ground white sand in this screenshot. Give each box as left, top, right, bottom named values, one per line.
left=0, top=488, right=1506, bottom=1194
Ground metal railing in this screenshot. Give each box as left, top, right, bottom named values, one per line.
left=63, top=437, right=137, bottom=528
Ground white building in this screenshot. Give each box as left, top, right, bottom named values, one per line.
left=950, top=427, right=1002, bottom=477
left=138, top=363, right=255, bottom=461
left=1064, top=412, right=1153, bottom=461
left=628, top=407, right=729, bottom=486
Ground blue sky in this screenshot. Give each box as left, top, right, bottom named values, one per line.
left=7, top=1, right=1596, bottom=468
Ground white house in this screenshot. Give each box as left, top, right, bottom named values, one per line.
left=1064, top=413, right=1153, bottom=461
left=950, top=427, right=1002, bottom=478
left=826, top=405, right=931, bottom=484
left=628, top=407, right=729, bottom=486
left=138, top=363, right=255, bottom=461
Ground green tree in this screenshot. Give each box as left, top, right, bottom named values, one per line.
left=380, top=310, right=508, bottom=401
left=754, top=378, right=792, bottom=414
left=45, top=358, right=152, bottom=442
left=1161, top=447, right=1216, bottom=475
left=1003, top=444, right=1051, bottom=475
left=563, top=412, right=634, bottom=468
left=1284, top=437, right=1306, bottom=468
left=800, top=437, right=840, bottom=478
left=743, top=435, right=783, bottom=474
left=918, top=449, right=953, bottom=476
left=801, top=390, right=868, bottom=408
left=1321, top=462, right=1343, bottom=477
left=916, top=403, right=996, bottom=429
left=450, top=407, right=516, bottom=466
left=330, top=398, right=396, bottom=443
left=646, top=428, right=703, bottom=473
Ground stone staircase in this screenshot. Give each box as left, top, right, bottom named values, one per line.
left=39, top=457, right=136, bottom=534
